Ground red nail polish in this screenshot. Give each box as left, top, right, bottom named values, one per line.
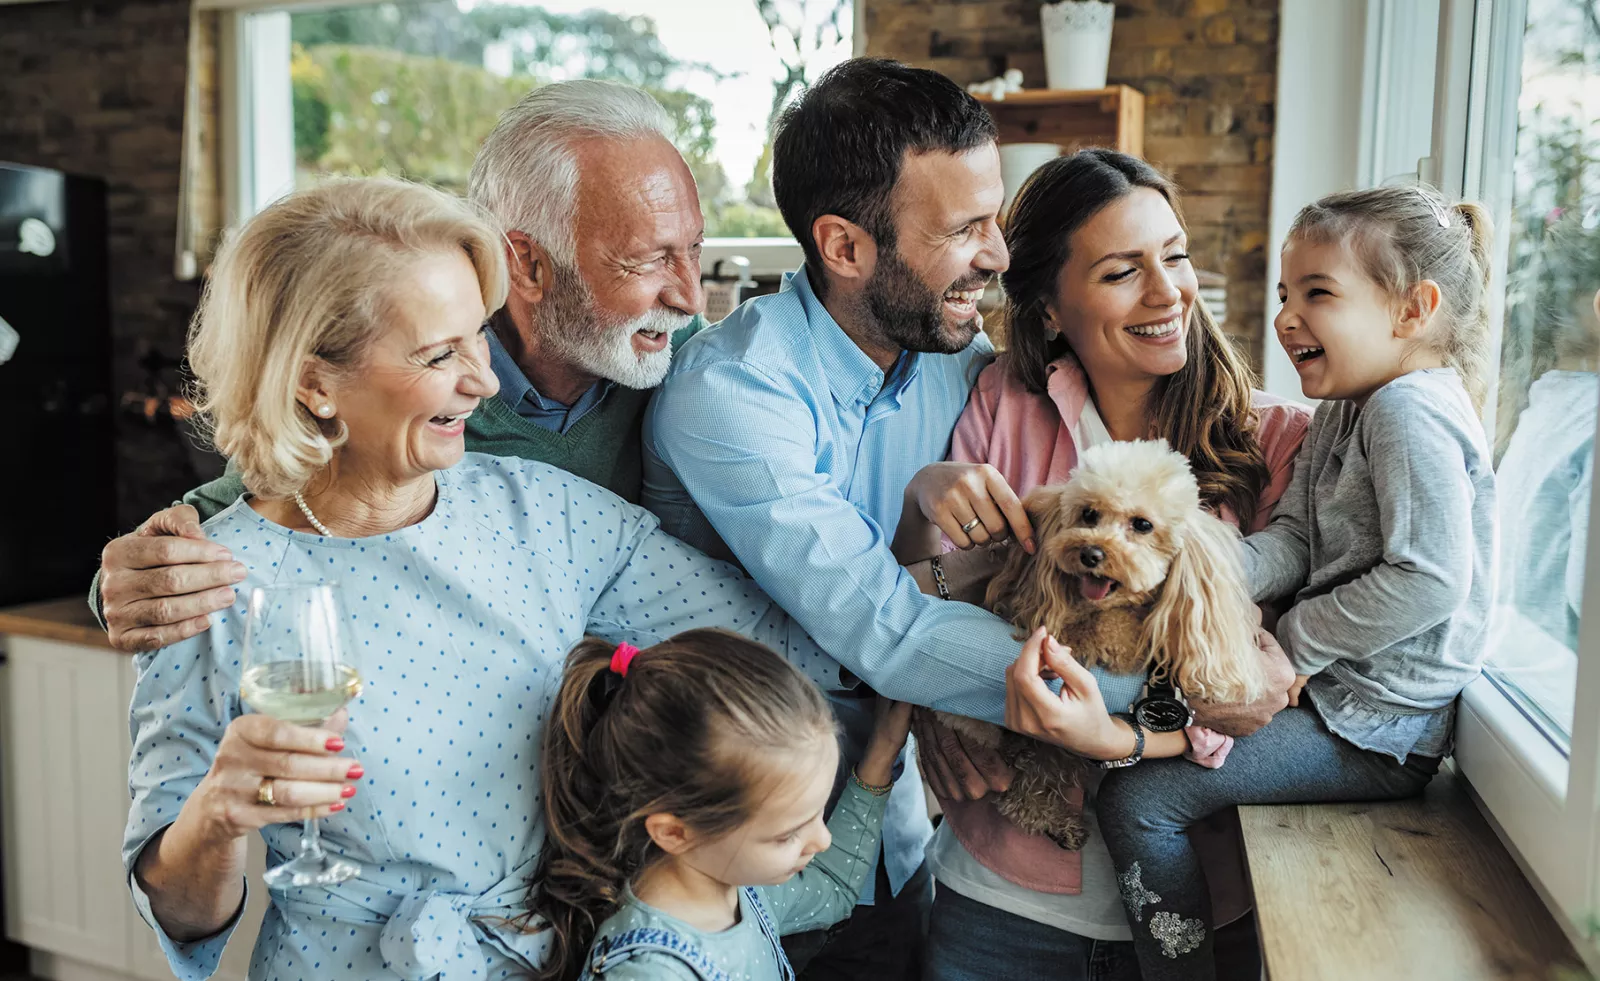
left=325, top=738, right=345, bottom=752
left=329, top=802, right=345, bottom=812
left=346, top=764, right=364, bottom=780
left=341, top=785, right=357, bottom=798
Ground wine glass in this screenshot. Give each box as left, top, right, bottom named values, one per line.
left=240, top=583, right=364, bottom=887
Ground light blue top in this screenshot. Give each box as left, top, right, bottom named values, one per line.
left=123, top=454, right=836, bottom=981
left=641, top=266, right=1015, bottom=900
left=585, top=782, right=889, bottom=980
left=485, top=326, right=613, bottom=433
left=1242, top=369, right=1496, bottom=762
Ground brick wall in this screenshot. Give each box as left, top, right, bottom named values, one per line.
left=0, top=0, right=205, bottom=529
left=864, top=0, right=1279, bottom=367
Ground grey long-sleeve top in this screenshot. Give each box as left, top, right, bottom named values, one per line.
left=1242, top=369, right=1496, bottom=761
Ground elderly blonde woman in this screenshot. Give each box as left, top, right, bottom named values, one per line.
left=123, top=177, right=835, bottom=981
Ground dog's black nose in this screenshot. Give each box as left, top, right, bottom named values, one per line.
left=1079, top=545, right=1104, bottom=568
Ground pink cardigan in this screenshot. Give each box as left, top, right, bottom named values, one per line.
left=939, top=352, right=1310, bottom=899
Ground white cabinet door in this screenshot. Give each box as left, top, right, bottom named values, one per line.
left=1, top=636, right=134, bottom=972
left=0, top=638, right=265, bottom=981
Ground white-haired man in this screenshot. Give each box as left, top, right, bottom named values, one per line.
left=96, top=79, right=708, bottom=651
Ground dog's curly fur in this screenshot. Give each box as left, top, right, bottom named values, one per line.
left=938, top=439, right=1267, bottom=849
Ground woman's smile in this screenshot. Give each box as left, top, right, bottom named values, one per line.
left=1124, top=310, right=1184, bottom=344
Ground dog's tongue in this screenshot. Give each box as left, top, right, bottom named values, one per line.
left=1079, top=575, right=1115, bottom=602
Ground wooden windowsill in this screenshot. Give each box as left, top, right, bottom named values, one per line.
left=1240, top=766, right=1587, bottom=980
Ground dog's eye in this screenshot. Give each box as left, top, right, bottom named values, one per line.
left=1131, top=517, right=1153, bottom=534
left=1080, top=507, right=1100, bottom=526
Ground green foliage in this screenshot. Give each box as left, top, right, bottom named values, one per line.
left=287, top=0, right=825, bottom=237
left=292, top=44, right=532, bottom=191
left=704, top=201, right=790, bottom=238
left=291, top=2, right=682, bottom=87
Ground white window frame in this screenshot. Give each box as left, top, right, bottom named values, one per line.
left=1426, top=0, right=1600, bottom=967
left=203, top=0, right=818, bottom=277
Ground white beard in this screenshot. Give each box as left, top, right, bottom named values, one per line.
left=538, top=272, right=688, bottom=390
left=559, top=306, right=685, bottom=390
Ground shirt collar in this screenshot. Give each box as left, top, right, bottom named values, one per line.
left=485, top=320, right=614, bottom=414
left=787, top=265, right=921, bottom=407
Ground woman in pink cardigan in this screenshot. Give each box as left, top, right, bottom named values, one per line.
left=894, top=150, right=1307, bottom=980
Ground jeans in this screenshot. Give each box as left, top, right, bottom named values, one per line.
left=1095, top=705, right=1440, bottom=981
left=782, top=860, right=931, bottom=981
left=924, top=886, right=1143, bottom=981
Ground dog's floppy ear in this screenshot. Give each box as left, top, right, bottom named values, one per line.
left=984, top=485, right=1068, bottom=626
left=1143, top=511, right=1267, bottom=704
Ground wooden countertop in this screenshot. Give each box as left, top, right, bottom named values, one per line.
left=1241, top=767, right=1586, bottom=981
left=0, top=597, right=115, bottom=651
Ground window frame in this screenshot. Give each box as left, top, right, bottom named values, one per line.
left=206, top=0, right=816, bottom=278
left=1426, top=0, right=1600, bottom=964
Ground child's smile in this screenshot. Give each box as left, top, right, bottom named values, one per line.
left=1274, top=237, right=1437, bottom=403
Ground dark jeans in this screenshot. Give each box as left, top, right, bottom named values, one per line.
left=924, top=886, right=1143, bottom=981
left=1096, top=705, right=1440, bottom=981
left=783, top=859, right=932, bottom=981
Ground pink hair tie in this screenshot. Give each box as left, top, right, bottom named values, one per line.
left=609, top=642, right=640, bottom=678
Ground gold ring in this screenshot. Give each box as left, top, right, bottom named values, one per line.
left=257, top=777, right=277, bottom=807
left=960, top=517, right=982, bottom=534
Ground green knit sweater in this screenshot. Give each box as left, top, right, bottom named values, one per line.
left=181, top=317, right=705, bottom=522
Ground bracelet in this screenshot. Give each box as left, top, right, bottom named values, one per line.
left=1097, top=713, right=1146, bottom=769
left=851, top=767, right=894, bottom=796
left=929, top=555, right=952, bottom=601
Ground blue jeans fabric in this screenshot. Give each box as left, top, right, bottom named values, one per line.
left=1095, top=705, right=1440, bottom=981
left=924, top=886, right=1143, bottom=981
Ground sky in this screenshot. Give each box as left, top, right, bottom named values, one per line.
left=470, top=0, right=853, bottom=189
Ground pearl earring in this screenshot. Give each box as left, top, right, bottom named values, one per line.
left=317, top=405, right=334, bottom=418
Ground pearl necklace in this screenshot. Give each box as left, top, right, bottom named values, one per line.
left=294, top=491, right=335, bottom=537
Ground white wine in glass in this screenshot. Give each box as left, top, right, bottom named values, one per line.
left=241, top=583, right=363, bottom=887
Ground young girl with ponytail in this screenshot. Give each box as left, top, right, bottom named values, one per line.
left=1093, top=184, right=1500, bottom=981
left=529, top=629, right=912, bottom=981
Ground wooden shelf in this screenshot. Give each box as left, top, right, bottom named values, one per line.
left=974, top=85, right=1144, bottom=158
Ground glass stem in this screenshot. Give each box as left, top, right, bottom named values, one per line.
left=301, top=815, right=326, bottom=860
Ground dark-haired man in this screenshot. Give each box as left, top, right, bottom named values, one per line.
left=642, top=57, right=1021, bottom=979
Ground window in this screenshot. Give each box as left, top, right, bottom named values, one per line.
left=1481, top=0, right=1599, bottom=754
left=1422, top=0, right=1600, bottom=959
left=218, top=0, right=853, bottom=274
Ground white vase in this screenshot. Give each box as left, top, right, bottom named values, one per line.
left=1041, top=0, right=1115, bottom=91
left=999, top=143, right=1062, bottom=214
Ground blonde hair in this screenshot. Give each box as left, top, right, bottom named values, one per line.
left=1288, top=184, right=1494, bottom=409
left=188, top=177, right=509, bottom=499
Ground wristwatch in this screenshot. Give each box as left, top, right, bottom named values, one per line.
left=1133, top=679, right=1195, bottom=733
left=1097, top=712, right=1146, bottom=769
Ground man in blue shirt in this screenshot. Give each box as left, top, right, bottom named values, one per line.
left=642, top=58, right=1022, bottom=980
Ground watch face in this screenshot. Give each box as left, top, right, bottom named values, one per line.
left=1134, top=695, right=1193, bottom=733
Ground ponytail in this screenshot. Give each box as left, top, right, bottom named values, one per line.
left=525, top=630, right=836, bottom=980
left=528, top=638, right=634, bottom=981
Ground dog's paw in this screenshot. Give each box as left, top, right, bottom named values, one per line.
left=1045, top=824, right=1090, bottom=851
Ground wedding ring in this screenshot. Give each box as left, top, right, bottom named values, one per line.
left=960, top=517, right=983, bottom=534
left=257, top=777, right=277, bottom=807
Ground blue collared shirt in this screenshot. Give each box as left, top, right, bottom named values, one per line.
left=642, top=267, right=1024, bottom=899
left=485, top=326, right=612, bottom=433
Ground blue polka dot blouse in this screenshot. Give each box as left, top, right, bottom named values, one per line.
left=123, top=454, right=836, bottom=981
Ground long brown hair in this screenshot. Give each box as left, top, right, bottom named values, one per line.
left=1288, top=184, right=1495, bottom=411
left=526, top=629, right=835, bottom=980
left=1001, top=149, right=1270, bottom=527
